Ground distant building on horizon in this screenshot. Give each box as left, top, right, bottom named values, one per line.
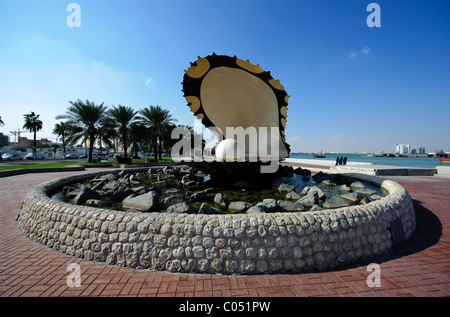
left=395, top=144, right=427, bottom=155
left=9, top=136, right=54, bottom=148
left=395, top=143, right=410, bottom=154
left=0, top=133, right=9, bottom=148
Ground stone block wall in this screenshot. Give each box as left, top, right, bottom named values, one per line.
left=17, top=168, right=416, bottom=274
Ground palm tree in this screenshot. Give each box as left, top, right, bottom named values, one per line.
left=138, top=105, right=177, bottom=160
left=128, top=122, right=148, bottom=158
left=108, top=105, right=138, bottom=160
left=0, top=116, right=4, bottom=126
left=96, top=117, right=116, bottom=154
left=53, top=122, right=69, bottom=155
left=55, top=99, right=108, bottom=162
left=161, top=123, right=179, bottom=153
left=23, top=112, right=43, bottom=159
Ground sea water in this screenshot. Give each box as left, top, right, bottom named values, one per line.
left=289, top=153, right=441, bottom=169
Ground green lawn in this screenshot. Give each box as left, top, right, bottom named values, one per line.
left=0, top=162, right=81, bottom=171
left=108, top=156, right=174, bottom=165
left=0, top=156, right=175, bottom=171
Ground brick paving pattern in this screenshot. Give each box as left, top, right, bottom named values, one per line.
left=0, top=168, right=449, bottom=297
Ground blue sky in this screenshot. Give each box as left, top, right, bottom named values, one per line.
left=0, top=0, right=449, bottom=153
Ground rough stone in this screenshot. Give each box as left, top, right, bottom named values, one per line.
left=350, top=181, right=365, bottom=189
left=278, top=165, right=294, bottom=177
left=370, top=194, right=384, bottom=201
left=73, top=188, right=101, bottom=205
left=246, top=206, right=265, bottom=214
left=91, top=173, right=119, bottom=183
left=234, top=181, right=250, bottom=189
left=277, top=200, right=304, bottom=212
left=298, top=191, right=319, bottom=207
left=122, top=191, right=160, bottom=212
left=214, top=193, right=229, bottom=208
left=293, top=167, right=311, bottom=176
left=204, top=188, right=215, bottom=194
left=312, top=171, right=328, bottom=182
left=278, top=183, right=295, bottom=193
left=198, top=203, right=221, bottom=215
left=165, top=188, right=178, bottom=194
left=131, top=186, right=147, bottom=195
left=308, top=186, right=326, bottom=200
left=341, top=192, right=362, bottom=203
left=152, top=180, right=168, bottom=189
left=323, top=196, right=350, bottom=209
left=190, top=191, right=207, bottom=202
left=286, top=191, right=300, bottom=200
left=160, top=195, right=185, bottom=208
left=99, top=181, right=136, bottom=202
left=360, top=197, right=372, bottom=204
left=301, top=186, right=311, bottom=195
left=356, top=188, right=378, bottom=195
left=91, top=181, right=106, bottom=191
left=257, top=199, right=278, bottom=212
left=340, top=185, right=353, bottom=192
left=228, top=201, right=253, bottom=213
left=85, top=199, right=103, bottom=207
left=166, top=202, right=192, bottom=214
left=129, top=174, right=142, bottom=184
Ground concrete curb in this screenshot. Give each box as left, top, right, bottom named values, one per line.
left=0, top=165, right=86, bottom=178
left=0, top=163, right=174, bottom=178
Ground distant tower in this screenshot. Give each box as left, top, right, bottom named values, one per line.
left=395, top=144, right=411, bottom=154
left=405, top=144, right=410, bottom=154
left=0, top=133, right=9, bottom=147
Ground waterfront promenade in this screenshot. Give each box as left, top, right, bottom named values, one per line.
left=0, top=166, right=449, bottom=297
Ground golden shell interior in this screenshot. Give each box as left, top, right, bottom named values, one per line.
left=183, top=54, right=290, bottom=161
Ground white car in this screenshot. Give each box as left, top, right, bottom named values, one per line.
left=25, top=152, right=46, bottom=160
left=2, top=153, right=23, bottom=160
left=65, top=154, right=78, bottom=159
left=93, top=153, right=108, bottom=160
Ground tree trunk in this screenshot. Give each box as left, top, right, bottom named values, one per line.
left=153, top=136, right=158, bottom=161
left=62, top=133, right=66, bottom=154
left=33, top=129, right=37, bottom=160
left=88, top=134, right=94, bottom=162
left=158, top=137, right=162, bottom=160
left=123, top=131, right=128, bottom=160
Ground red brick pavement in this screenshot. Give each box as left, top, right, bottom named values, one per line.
left=0, top=168, right=449, bottom=298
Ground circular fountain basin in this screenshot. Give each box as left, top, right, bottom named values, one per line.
left=17, top=167, right=415, bottom=274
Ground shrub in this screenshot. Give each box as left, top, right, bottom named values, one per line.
left=116, top=155, right=132, bottom=164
